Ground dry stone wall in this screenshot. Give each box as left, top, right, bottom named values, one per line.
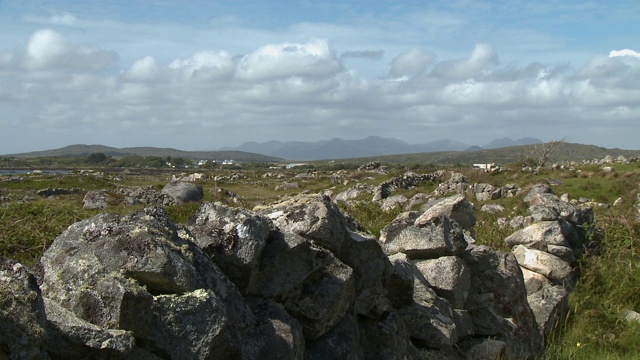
left=1, top=181, right=595, bottom=359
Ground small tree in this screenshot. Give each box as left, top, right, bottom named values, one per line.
left=522, top=138, right=567, bottom=170
left=87, top=152, right=108, bottom=164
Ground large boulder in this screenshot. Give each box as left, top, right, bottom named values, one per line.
left=39, top=207, right=255, bottom=359
left=161, top=181, right=204, bottom=203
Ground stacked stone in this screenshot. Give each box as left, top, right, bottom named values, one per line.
left=505, top=184, right=595, bottom=336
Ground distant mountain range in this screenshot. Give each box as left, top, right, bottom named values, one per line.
left=218, top=136, right=544, bottom=161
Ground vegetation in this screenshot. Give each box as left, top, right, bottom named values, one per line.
left=1, top=156, right=639, bottom=358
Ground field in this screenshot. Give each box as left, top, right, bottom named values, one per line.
left=1, top=157, right=639, bottom=358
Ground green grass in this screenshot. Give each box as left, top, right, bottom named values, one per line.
left=0, top=200, right=96, bottom=266
left=544, top=210, right=640, bottom=359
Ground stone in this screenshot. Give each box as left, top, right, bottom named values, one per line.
left=415, top=256, right=471, bottom=309
left=43, top=297, right=137, bottom=358
left=512, top=245, right=574, bottom=285
left=0, top=258, right=47, bottom=360
left=481, top=203, right=505, bottom=214
left=246, top=299, right=305, bottom=360
left=39, top=207, right=255, bottom=358
left=416, top=194, right=476, bottom=231
left=187, top=202, right=274, bottom=291
left=473, top=183, right=502, bottom=202
left=379, top=215, right=468, bottom=259
left=160, top=181, right=204, bottom=203
left=380, top=194, right=408, bottom=212
left=257, top=194, right=351, bottom=257
left=82, top=190, right=119, bottom=209
left=505, top=221, right=571, bottom=251
left=527, top=285, right=568, bottom=336
left=282, top=261, right=355, bottom=340
left=304, top=311, right=363, bottom=360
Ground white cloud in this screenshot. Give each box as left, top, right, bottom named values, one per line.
left=124, top=56, right=160, bottom=81
left=609, top=49, right=640, bottom=58
left=23, top=29, right=118, bottom=70
left=433, top=43, right=498, bottom=79
left=49, top=13, right=78, bottom=26
left=25, top=29, right=68, bottom=69
left=169, top=51, right=235, bottom=80
left=235, top=39, right=342, bottom=81
left=388, top=47, right=436, bottom=78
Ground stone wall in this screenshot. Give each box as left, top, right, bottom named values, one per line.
left=1, top=185, right=595, bottom=359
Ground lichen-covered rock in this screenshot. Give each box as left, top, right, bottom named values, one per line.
left=379, top=214, right=468, bottom=259
left=257, top=194, right=351, bottom=257
left=39, top=207, right=255, bottom=359
left=43, top=297, right=138, bottom=359
left=187, top=202, right=274, bottom=292
left=0, top=258, right=47, bottom=360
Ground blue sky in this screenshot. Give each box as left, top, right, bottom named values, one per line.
left=1, top=0, right=639, bottom=154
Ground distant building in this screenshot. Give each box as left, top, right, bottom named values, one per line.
left=286, top=163, right=309, bottom=169
left=222, top=159, right=236, bottom=165
left=473, top=163, right=497, bottom=172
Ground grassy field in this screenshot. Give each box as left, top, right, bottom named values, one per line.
left=1, top=160, right=639, bottom=358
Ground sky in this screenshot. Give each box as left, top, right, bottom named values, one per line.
left=1, top=0, right=639, bottom=154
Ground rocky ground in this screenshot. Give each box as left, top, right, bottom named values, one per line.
left=0, top=161, right=609, bottom=359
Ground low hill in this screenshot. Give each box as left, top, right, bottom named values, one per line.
left=5, top=144, right=284, bottom=163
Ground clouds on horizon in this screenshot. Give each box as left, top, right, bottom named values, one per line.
left=1, top=3, right=640, bottom=154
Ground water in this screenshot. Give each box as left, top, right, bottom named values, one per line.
left=0, top=169, right=73, bottom=175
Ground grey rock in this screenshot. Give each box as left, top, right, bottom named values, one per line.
left=82, top=190, right=118, bottom=209
left=512, top=245, right=574, bottom=285
left=282, top=261, right=355, bottom=340
left=473, top=183, right=502, bottom=202
left=504, top=221, right=571, bottom=251
left=480, top=203, right=505, bottom=214
left=246, top=299, right=305, bottom=360
left=415, top=256, right=471, bottom=309
left=379, top=215, right=468, bottom=259
left=416, top=194, right=476, bottom=231
left=187, top=202, right=274, bottom=291
left=305, top=311, right=363, bottom=360
left=527, top=285, right=569, bottom=336
left=380, top=194, right=408, bottom=212
left=257, top=194, right=351, bottom=256
left=43, top=297, right=137, bottom=358
left=0, top=258, right=47, bottom=360
left=461, top=338, right=507, bottom=360
left=358, top=311, right=421, bottom=360
left=39, top=207, right=254, bottom=359
left=161, top=181, right=204, bottom=203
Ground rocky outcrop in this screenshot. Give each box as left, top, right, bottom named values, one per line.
left=1, top=186, right=596, bottom=359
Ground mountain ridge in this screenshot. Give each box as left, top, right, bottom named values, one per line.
left=218, top=136, right=542, bottom=160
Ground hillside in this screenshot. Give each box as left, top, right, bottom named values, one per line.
left=5, top=144, right=284, bottom=163
left=323, top=143, right=640, bottom=166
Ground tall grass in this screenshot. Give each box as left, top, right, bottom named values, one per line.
left=0, top=200, right=95, bottom=266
